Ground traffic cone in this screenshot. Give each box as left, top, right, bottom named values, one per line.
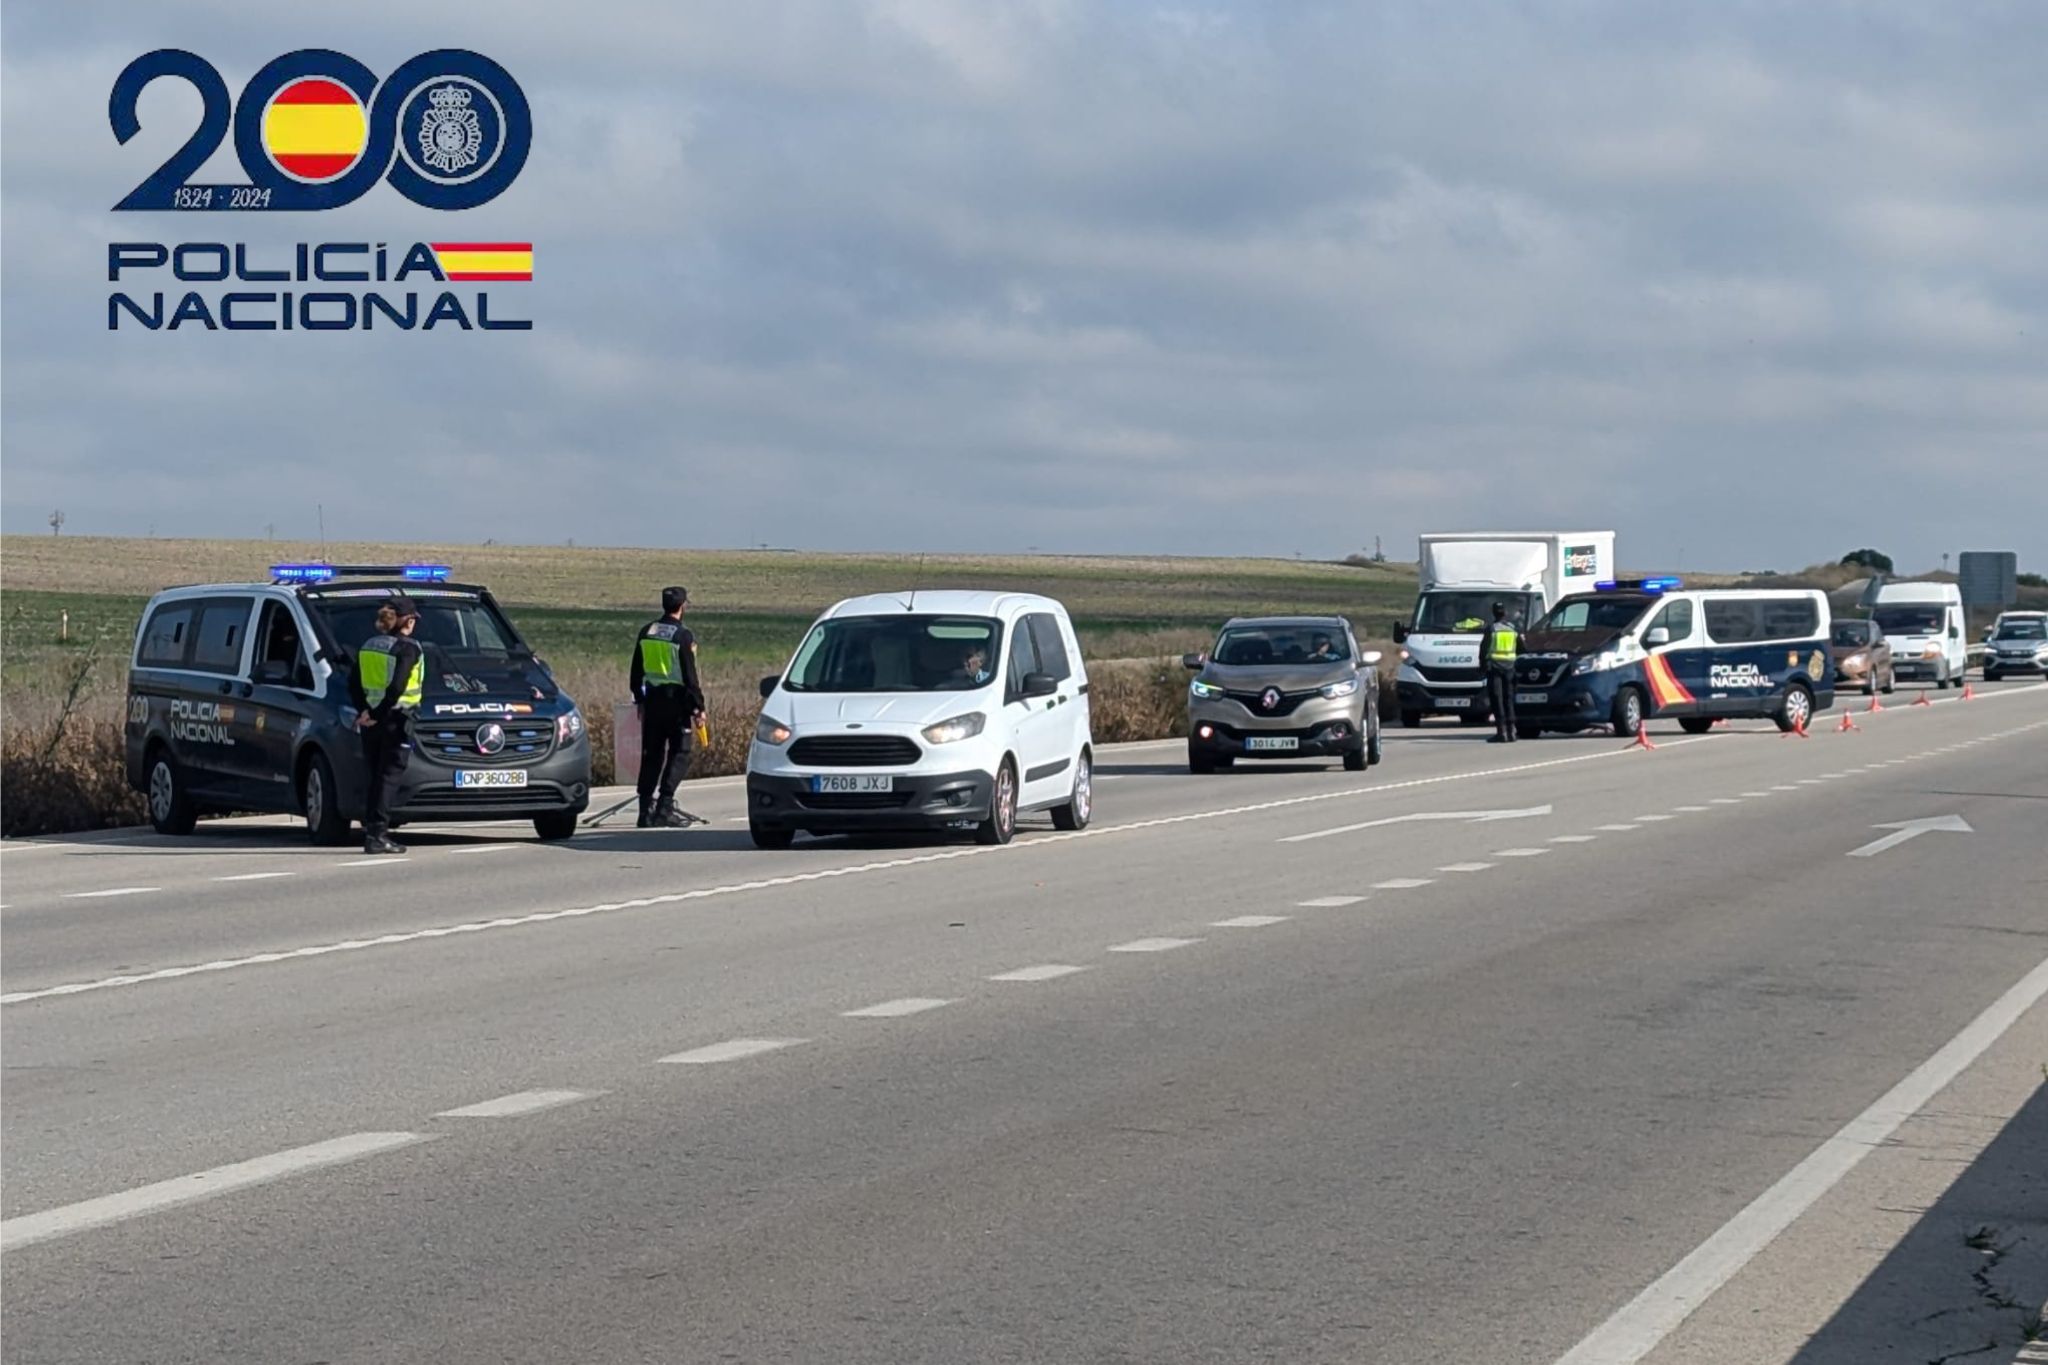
left=1836, top=710, right=1859, bottom=732
left=1627, top=720, right=1657, bottom=751
left=1961, top=681, right=1976, bottom=700
left=1912, top=689, right=1934, bottom=707
left=1866, top=692, right=1884, bottom=713
left=1781, top=712, right=1810, bottom=739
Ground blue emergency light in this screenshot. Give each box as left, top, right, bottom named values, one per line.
left=271, top=563, right=336, bottom=583
left=1594, top=576, right=1684, bottom=594
left=402, top=564, right=452, bottom=581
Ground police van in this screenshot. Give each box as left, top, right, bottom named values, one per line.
left=1510, top=579, right=1835, bottom=738
left=125, top=564, right=592, bottom=842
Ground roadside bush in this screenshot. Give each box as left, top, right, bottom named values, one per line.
left=2, top=710, right=144, bottom=837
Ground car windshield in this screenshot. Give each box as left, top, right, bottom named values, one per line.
left=1213, top=626, right=1350, bottom=666
left=1415, top=592, right=1538, bottom=633
left=1995, top=620, right=2046, bottom=640
left=1532, top=595, right=1654, bottom=634
left=310, top=589, right=521, bottom=665
left=1872, top=605, right=1944, bottom=635
left=1831, top=621, right=1875, bottom=646
left=784, top=614, right=1003, bottom=693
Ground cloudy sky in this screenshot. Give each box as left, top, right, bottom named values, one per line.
left=4, top=2, right=2043, bottom=573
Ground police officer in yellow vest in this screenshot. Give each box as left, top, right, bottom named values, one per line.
left=630, top=586, right=707, bottom=828
left=1478, top=600, right=1520, bottom=743
left=349, top=595, right=425, bottom=853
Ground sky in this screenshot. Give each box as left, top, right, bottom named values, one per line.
left=3, top=1, right=2044, bottom=575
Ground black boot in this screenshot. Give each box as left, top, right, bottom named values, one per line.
left=654, top=799, right=703, bottom=828
left=363, top=832, right=406, bottom=855
left=636, top=799, right=654, bottom=828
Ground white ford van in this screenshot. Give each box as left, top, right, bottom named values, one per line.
left=746, top=591, right=1093, bottom=848
left=1870, top=581, right=1969, bottom=687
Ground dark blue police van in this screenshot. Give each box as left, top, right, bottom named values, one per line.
left=1510, top=579, right=1835, bottom=739
left=125, top=564, right=591, bottom=842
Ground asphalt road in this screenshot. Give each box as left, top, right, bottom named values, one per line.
left=4, top=681, right=2045, bottom=1364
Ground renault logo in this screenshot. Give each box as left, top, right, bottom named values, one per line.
left=476, top=722, right=506, bottom=754
left=1260, top=687, right=1282, bottom=711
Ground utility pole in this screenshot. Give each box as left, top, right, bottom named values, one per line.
left=48, top=509, right=65, bottom=536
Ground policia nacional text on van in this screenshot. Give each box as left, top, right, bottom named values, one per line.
left=125, top=564, right=593, bottom=844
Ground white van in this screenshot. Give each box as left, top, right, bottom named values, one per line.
left=746, top=591, right=1093, bottom=848
left=1870, top=581, right=1969, bottom=687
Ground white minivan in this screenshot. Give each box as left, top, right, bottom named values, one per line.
left=1870, top=581, right=1969, bottom=687
left=746, top=591, right=1093, bottom=848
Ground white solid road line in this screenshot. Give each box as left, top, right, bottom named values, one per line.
left=1108, top=938, right=1201, bottom=953
left=434, top=1090, right=597, bottom=1119
left=62, top=886, right=158, bottom=899
left=658, top=1037, right=808, bottom=1064
left=213, top=871, right=296, bottom=882
left=842, top=997, right=955, bottom=1018
left=0, top=1132, right=430, bottom=1253
left=988, top=964, right=1090, bottom=982
left=1298, top=895, right=1365, bottom=907
left=1211, top=915, right=1290, bottom=928
left=1551, top=949, right=2048, bottom=1365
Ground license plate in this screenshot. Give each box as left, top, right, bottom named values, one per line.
left=1245, top=736, right=1298, bottom=751
left=1438, top=696, right=1472, bottom=709
left=1517, top=691, right=1548, bottom=704
left=810, top=774, right=893, bottom=793
left=454, top=769, right=529, bottom=789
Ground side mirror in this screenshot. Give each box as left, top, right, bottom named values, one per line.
left=1181, top=652, right=1205, bottom=670
left=1023, top=671, right=1058, bottom=699
left=1948, top=625, right=1960, bottom=639
left=1643, top=627, right=1671, bottom=647
left=252, top=660, right=292, bottom=686
left=1391, top=621, right=1409, bottom=643
left=1360, top=649, right=1383, bottom=666
left=758, top=674, right=780, bottom=700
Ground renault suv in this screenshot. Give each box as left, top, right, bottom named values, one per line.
left=1183, top=616, right=1382, bottom=773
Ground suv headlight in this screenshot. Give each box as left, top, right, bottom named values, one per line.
left=922, top=712, right=986, bottom=745
left=754, top=715, right=793, bottom=746
left=556, top=708, right=585, bottom=744
left=1572, top=650, right=1628, bottom=676
left=1189, top=678, right=1223, bottom=699
left=1318, top=676, right=1360, bottom=699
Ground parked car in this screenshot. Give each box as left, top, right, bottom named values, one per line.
left=1182, top=616, right=1383, bottom=773
left=1829, top=618, right=1896, bottom=695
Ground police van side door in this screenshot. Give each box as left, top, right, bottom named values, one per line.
left=244, top=596, right=323, bottom=810
left=176, top=595, right=261, bottom=800
left=1640, top=597, right=1703, bottom=716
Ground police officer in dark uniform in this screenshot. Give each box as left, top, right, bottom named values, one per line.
left=630, top=586, right=707, bottom=827
left=1478, top=600, right=1520, bottom=743
left=349, top=595, right=425, bottom=853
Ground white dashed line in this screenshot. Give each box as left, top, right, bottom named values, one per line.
left=1633, top=813, right=1674, bottom=822
left=1494, top=848, right=1550, bottom=857
left=63, top=887, right=158, bottom=899
left=337, top=857, right=410, bottom=867
left=1596, top=824, right=1641, bottom=832
left=1298, top=895, right=1365, bottom=908
left=1212, top=915, right=1290, bottom=928
left=1108, top=938, right=1202, bottom=953
left=1372, top=878, right=1434, bottom=890
left=1797, top=779, right=1824, bottom=786
left=213, top=871, right=297, bottom=882
left=434, top=1089, right=596, bottom=1119
left=657, top=1037, right=807, bottom=1064
left=0, top=1132, right=430, bottom=1252
left=448, top=844, right=516, bottom=856
left=842, top=997, right=955, bottom=1017
left=988, top=964, right=1090, bottom=982
left=1437, top=862, right=1495, bottom=873
left=1673, top=805, right=1710, bottom=812
left=1711, top=798, right=1742, bottom=805
left=1770, top=785, right=1799, bottom=792
left=1550, top=835, right=1597, bottom=843
left=1741, top=791, right=1772, bottom=798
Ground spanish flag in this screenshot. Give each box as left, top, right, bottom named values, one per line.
left=262, top=78, right=368, bottom=182
left=431, top=243, right=534, bottom=282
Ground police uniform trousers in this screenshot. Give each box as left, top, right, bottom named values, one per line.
left=361, top=712, right=412, bottom=837
left=638, top=686, right=695, bottom=805
left=1487, top=666, right=1517, bottom=740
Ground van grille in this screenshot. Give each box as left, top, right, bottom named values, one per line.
left=796, top=790, right=916, bottom=810
left=788, top=735, right=921, bottom=767
left=415, top=717, right=556, bottom=765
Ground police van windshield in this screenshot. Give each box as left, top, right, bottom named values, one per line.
left=1415, top=592, right=1537, bottom=633
left=784, top=615, right=1003, bottom=693
left=1872, top=605, right=1944, bottom=635
left=1213, top=626, right=1350, bottom=666
left=1533, top=596, right=1654, bottom=634
left=310, top=590, right=522, bottom=663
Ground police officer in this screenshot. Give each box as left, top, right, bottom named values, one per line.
left=349, top=595, right=424, bottom=853
left=630, top=586, right=707, bottom=827
left=1478, top=600, right=1519, bottom=743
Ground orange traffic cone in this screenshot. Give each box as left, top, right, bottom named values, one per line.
left=1781, top=712, right=1810, bottom=739
left=1912, top=688, right=1933, bottom=707
left=1961, top=681, right=1976, bottom=700
left=1836, top=710, right=1859, bottom=732
left=1627, top=720, right=1657, bottom=751
left=1866, top=692, right=1884, bottom=713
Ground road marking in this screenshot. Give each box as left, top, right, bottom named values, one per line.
left=1633, top=814, right=1674, bottom=822
left=1298, top=896, right=1365, bottom=907
left=657, top=1037, right=807, bottom=1064
left=1770, top=784, right=1799, bottom=792
left=449, top=844, right=515, bottom=855
left=63, top=886, right=158, bottom=899
left=214, top=871, right=297, bottom=882
left=842, top=997, right=954, bottom=1017
left=1846, top=814, right=1974, bottom=858
left=1596, top=823, right=1641, bottom=832
left=1281, top=804, right=1552, bottom=845
left=1740, top=791, right=1772, bottom=798
left=1673, top=805, right=1710, bottom=812
left=434, top=1089, right=596, bottom=1119
left=1710, top=798, right=1741, bottom=805
left=1212, top=915, right=1289, bottom=928
left=1550, top=950, right=2048, bottom=1365
left=0, top=1132, right=429, bottom=1253
left=1108, top=938, right=1201, bottom=953
left=1796, top=778, right=1824, bottom=785
left=1493, top=847, right=1550, bottom=857
left=1550, top=834, right=1597, bottom=843
left=988, top=964, right=1090, bottom=982
left=1372, top=878, right=1434, bottom=890
left=1438, top=862, right=1495, bottom=873
left=338, top=857, right=410, bottom=867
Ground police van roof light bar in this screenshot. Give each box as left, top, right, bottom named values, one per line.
left=1594, top=576, right=1684, bottom=595
left=271, top=563, right=337, bottom=583
left=271, top=563, right=455, bottom=584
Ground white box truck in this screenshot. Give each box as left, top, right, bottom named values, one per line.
left=1391, top=531, right=1616, bottom=726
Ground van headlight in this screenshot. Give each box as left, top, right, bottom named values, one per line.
left=556, top=708, right=584, bottom=744
left=754, top=715, right=793, bottom=746
left=1318, top=676, right=1360, bottom=699
left=1572, top=650, right=1628, bottom=676
left=1190, top=678, right=1223, bottom=699
left=922, top=712, right=986, bottom=745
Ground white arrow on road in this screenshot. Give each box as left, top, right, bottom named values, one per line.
left=1846, top=814, right=1973, bottom=858
left=1281, top=805, right=1552, bottom=844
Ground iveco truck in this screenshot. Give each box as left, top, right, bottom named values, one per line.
left=1391, top=531, right=1616, bottom=726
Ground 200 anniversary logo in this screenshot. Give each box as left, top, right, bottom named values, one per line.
left=107, top=48, right=534, bottom=331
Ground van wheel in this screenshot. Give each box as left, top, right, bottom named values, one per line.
left=1611, top=688, right=1645, bottom=739
left=1678, top=717, right=1715, bottom=735
left=977, top=760, right=1018, bottom=845
left=300, top=752, right=350, bottom=846
left=146, top=748, right=199, bottom=836
left=1051, top=751, right=1093, bottom=830
left=1399, top=709, right=1422, bottom=728
left=533, top=812, right=578, bottom=841
left=1775, top=683, right=1814, bottom=733
left=750, top=821, right=795, bottom=850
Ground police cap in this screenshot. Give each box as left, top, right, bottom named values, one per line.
left=661, top=585, right=689, bottom=613
left=388, top=593, right=422, bottom=619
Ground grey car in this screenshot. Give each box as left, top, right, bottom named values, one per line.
left=1182, top=616, right=1383, bottom=773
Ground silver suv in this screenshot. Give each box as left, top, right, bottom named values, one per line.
left=1182, top=616, right=1383, bottom=774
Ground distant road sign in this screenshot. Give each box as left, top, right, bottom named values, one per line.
left=1958, top=551, right=2017, bottom=609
